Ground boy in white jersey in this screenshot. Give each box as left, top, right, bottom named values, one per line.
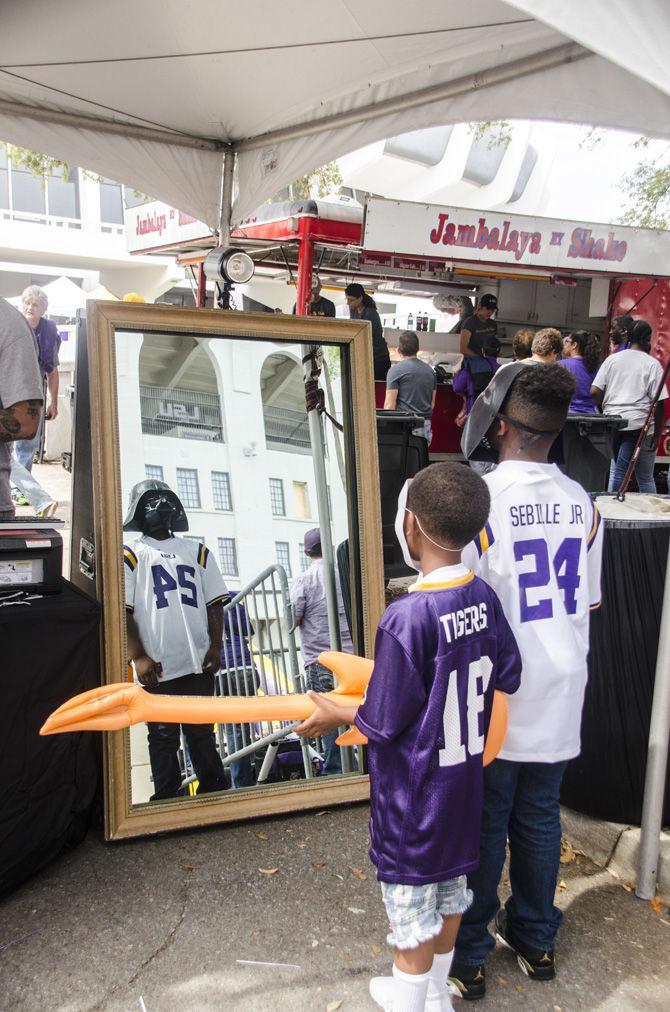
left=450, top=364, right=603, bottom=998
left=123, top=480, right=227, bottom=800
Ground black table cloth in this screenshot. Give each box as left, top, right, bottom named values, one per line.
left=562, top=521, right=670, bottom=825
left=0, top=579, right=101, bottom=893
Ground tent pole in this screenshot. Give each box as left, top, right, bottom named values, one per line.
left=218, top=149, right=235, bottom=245
left=297, top=221, right=352, bottom=771
left=636, top=539, right=670, bottom=899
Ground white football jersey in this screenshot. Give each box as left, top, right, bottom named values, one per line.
left=462, top=460, right=603, bottom=763
left=124, top=536, right=228, bottom=682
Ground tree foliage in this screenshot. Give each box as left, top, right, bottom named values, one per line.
left=467, top=120, right=512, bottom=148
left=4, top=143, right=70, bottom=182
left=290, top=161, right=344, bottom=199
left=619, top=156, right=670, bottom=230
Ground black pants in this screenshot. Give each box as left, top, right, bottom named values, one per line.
left=147, top=671, right=227, bottom=800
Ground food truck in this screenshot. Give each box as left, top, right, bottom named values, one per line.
left=126, top=195, right=670, bottom=469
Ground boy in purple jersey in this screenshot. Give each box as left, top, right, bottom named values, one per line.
left=297, top=464, right=521, bottom=1012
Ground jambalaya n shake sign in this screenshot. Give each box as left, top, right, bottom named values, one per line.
left=363, top=198, right=670, bottom=277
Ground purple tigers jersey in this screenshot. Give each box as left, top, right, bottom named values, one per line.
left=355, top=568, right=521, bottom=884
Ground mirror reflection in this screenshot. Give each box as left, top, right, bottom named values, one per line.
left=114, top=331, right=359, bottom=805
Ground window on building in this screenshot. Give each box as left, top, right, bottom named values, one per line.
left=145, top=464, right=164, bottom=482
left=269, top=478, right=286, bottom=516
left=211, top=471, right=233, bottom=511
left=11, top=163, right=46, bottom=215
left=183, top=535, right=205, bottom=544
left=47, top=165, right=80, bottom=219
left=260, top=352, right=310, bottom=453
left=138, top=334, right=223, bottom=442
left=0, top=147, right=9, bottom=210
left=292, top=481, right=310, bottom=519
left=218, top=537, right=238, bottom=576
left=99, top=178, right=124, bottom=224
left=275, top=541, right=292, bottom=577
left=176, top=468, right=201, bottom=509
left=298, top=544, right=310, bottom=573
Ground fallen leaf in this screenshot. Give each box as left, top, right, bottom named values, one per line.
left=560, top=839, right=575, bottom=864
left=180, top=863, right=195, bottom=871
left=347, top=907, right=365, bottom=915
left=495, top=975, right=508, bottom=986
left=650, top=897, right=664, bottom=915
left=312, top=862, right=327, bottom=868
left=349, top=866, right=368, bottom=881
left=258, top=867, right=279, bottom=875
left=556, top=880, right=567, bottom=892
left=334, top=873, right=344, bottom=881
left=371, top=944, right=382, bottom=955
left=515, top=985, right=524, bottom=993
left=327, top=1001, right=343, bottom=1011
left=338, top=952, right=351, bottom=961
left=255, top=832, right=269, bottom=840
left=296, top=842, right=307, bottom=849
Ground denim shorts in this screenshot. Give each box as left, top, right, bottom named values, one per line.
left=380, top=876, right=472, bottom=950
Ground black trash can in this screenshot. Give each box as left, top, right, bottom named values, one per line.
left=558, top=413, right=626, bottom=493
left=561, top=498, right=670, bottom=824
left=376, top=411, right=429, bottom=579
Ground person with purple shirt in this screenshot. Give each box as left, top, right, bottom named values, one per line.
left=559, top=330, right=602, bottom=415
left=296, top=464, right=521, bottom=1012
left=10, top=285, right=60, bottom=516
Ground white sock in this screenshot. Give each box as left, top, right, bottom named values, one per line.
left=426, top=950, right=455, bottom=1010
left=369, top=965, right=431, bottom=1012
left=428, top=950, right=454, bottom=995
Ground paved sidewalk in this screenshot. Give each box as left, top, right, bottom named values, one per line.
left=2, top=804, right=670, bottom=1012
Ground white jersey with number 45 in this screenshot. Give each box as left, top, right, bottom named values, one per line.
left=124, top=535, right=228, bottom=682
left=462, top=460, right=603, bottom=764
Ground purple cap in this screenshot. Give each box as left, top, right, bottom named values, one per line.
left=303, top=527, right=321, bottom=554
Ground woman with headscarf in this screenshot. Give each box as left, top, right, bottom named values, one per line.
left=344, top=283, right=391, bottom=380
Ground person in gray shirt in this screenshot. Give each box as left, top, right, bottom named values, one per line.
left=0, top=298, right=43, bottom=519
left=289, top=527, right=353, bottom=774
left=384, top=330, right=437, bottom=443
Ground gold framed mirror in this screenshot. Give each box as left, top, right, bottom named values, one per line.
left=86, top=301, right=384, bottom=839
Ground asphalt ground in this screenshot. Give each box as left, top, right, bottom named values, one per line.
left=2, top=803, right=670, bottom=1012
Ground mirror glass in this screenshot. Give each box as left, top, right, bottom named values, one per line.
left=114, top=330, right=362, bottom=807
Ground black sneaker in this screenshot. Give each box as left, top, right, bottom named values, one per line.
left=448, top=959, right=486, bottom=1000
left=494, top=910, right=555, bottom=981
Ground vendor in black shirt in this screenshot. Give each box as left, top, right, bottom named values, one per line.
left=345, top=283, right=391, bottom=380
left=292, top=279, right=336, bottom=318
left=460, top=293, right=499, bottom=358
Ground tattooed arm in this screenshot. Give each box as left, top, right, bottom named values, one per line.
left=0, top=399, right=42, bottom=443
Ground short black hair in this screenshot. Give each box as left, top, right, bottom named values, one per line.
left=407, top=463, right=490, bottom=549
left=503, top=363, right=575, bottom=431
left=630, top=319, right=652, bottom=351
left=398, top=330, right=419, bottom=356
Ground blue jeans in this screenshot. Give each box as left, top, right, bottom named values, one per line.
left=609, top=430, right=657, bottom=494
left=455, top=758, right=567, bottom=964
left=305, top=661, right=342, bottom=774
left=224, top=723, right=256, bottom=789
left=10, top=455, right=53, bottom=512
left=13, top=427, right=41, bottom=471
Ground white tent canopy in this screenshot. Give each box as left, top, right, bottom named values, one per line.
left=8, top=275, right=87, bottom=317
left=1, top=1, right=669, bottom=228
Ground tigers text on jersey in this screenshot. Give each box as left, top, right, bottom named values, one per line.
left=355, top=564, right=521, bottom=885
left=462, top=460, right=604, bottom=764
left=124, top=536, right=228, bottom=682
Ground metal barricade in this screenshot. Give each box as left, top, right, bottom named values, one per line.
left=214, top=564, right=316, bottom=784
